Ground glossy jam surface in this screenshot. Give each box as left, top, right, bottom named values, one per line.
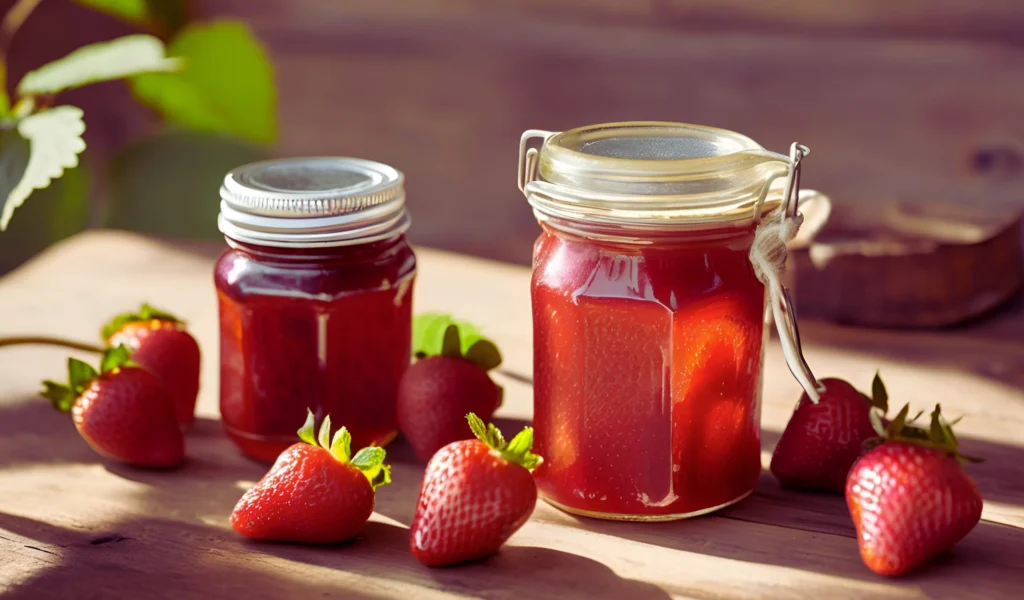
left=531, top=227, right=765, bottom=518
left=215, top=236, right=416, bottom=461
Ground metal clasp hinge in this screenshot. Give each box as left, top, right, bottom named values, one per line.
left=518, top=129, right=555, bottom=194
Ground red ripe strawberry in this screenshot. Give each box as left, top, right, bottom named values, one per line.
left=102, top=303, right=201, bottom=425
left=231, top=410, right=391, bottom=544
left=40, top=345, right=185, bottom=468
left=770, top=373, right=890, bottom=493
left=398, top=314, right=503, bottom=462
left=410, top=414, right=541, bottom=567
left=847, top=403, right=983, bottom=576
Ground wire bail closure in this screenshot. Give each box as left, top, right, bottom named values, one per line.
left=749, top=142, right=825, bottom=402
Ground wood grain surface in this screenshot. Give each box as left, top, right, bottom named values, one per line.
left=1, top=231, right=1023, bottom=599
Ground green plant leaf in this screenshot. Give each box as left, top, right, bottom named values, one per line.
left=40, top=380, right=76, bottom=412
left=318, top=414, right=333, bottom=450
left=441, top=324, right=462, bottom=358
left=0, top=91, right=9, bottom=117
left=101, top=302, right=183, bottom=339
left=17, top=35, right=181, bottom=97
left=465, top=340, right=502, bottom=371
left=99, top=344, right=134, bottom=373
left=330, top=426, right=352, bottom=463
left=68, top=357, right=98, bottom=394
left=351, top=446, right=390, bottom=490
left=73, top=0, right=187, bottom=37
left=130, top=20, right=276, bottom=144
left=870, top=371, right=888, bottom=413
left=297, top=409, right=316, bottom=445
left=0, top=106, right=86, bottom=231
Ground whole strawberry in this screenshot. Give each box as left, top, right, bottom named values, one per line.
left=847, top=403, right=983, bottom=577
left=410, top=414, right=541, bottom=567
left=398, top=313, right=503, bottom=462
left=231, top=410, right=391, bottom=544
left=102, top=303, right=201, bottom=425
left=41, top=345, right=185, bottom=468
left=771, top=373, right=889, bottom=493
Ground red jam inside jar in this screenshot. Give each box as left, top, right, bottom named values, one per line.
left=215, top=157, right=415, bottom=461
left=520, top=122, right=802, bottom=520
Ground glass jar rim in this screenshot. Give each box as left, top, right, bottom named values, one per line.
left=520, top=121, right=793, bottom=235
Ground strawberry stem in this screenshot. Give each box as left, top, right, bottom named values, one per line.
left=0, top=336, right=103, bottom=353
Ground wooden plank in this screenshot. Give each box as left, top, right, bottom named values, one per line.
left=1, top=232, right=1023, bottom=599
left=200, top=0, right=1024, bottom=44
left=189, top=0, right=1024, bottom=265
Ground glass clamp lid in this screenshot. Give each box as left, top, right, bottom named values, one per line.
left=218, top=157, right=409, bottom=248
left=518, top=121, right=798, bottom=232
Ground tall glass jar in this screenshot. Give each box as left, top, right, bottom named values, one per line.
left=214, top=157, right=416, bottom=461
left=520, top=122, right=822, bottom=520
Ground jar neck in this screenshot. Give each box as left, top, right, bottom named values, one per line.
left=538, top=213, right=759, bottom=249
left=226, top=233, right=409, bottom=264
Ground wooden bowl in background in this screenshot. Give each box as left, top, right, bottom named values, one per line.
left=785, top=201, right=1023, bottom=328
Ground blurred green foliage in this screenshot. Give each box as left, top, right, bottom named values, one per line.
left=131, top=21, right=277, bottom=144
left=0, top=0, right=277, bottom=274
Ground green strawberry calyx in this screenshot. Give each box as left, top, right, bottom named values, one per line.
left=101, top=303, right=184, bottom=340
left=39, top=344, right=137, bottom=412
left=412, top=312, right=502, bottom=371
left=864, top=371, right=889, bottom=413
left=466, top=412, right=542, bottom=471
left=296, top=408, right=392, bottom=491
left=868, top=401, right=983, bottom=463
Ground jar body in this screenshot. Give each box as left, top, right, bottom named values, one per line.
left=214, top=236, right=416, bottom=461
left=531, top=225, right=765, bottom=520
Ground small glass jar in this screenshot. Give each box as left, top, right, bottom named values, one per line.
left=520, top=122, right=822, bottom=521
left=214, top=157, right=416, bottom=461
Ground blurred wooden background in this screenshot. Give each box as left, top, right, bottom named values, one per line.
left=3, top=0, right=1023, bottom=268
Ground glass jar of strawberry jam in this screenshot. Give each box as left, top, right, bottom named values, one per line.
left=519, top=122, right=827, bottom=520
left=215, top=157, right=416, bottom=461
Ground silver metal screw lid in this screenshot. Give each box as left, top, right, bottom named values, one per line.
left=218, top=157, right=409, bottom=248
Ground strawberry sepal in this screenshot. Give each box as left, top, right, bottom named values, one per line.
left=871, top=402, right=984, bottom=464
left=295, top=408, right=392, bottom=490
left=413, top=313, right=502, bottom=371
left=101, top=303, right=183, bottom=340
left=40, top=345, right=137, bottom=413
left=466, top=412, right=542, bottom=471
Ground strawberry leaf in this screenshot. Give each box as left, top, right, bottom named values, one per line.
left=351, top=446, right=390, bottom=490
left=40, top=380, right=76, bottom=412
left=441, top=324, right=462, bottom=359
left=297, top=409, right=316, bottom=446
left=465, top=340, right=502, bottom=371
left=412, top=312, right=502, bottom=370
left=99, top=344, right=134, bottom=373
left=318, top=414, right=333, bottom=450
left=330, top=425, right=352, bottom=463
left=465, top=413, right=543, bottom=472
left=101, top=302, right=183, bottom=339
left=870, top=371, right=889, bottom=413
left=68, top=358, right=98, bottom=394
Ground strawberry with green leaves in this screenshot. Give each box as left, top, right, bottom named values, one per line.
left=41, top=345, right=185, bottom=468
left=398, top=313, right=504, bottom=462
left=770, top=373, right=890, bottom=493
left=847, top=403, right=983, bottom=577
left=410, top=414, right=541, bottom=567
left=102, top=303, right=201, bottom=425
left=231, top=410, right=391, bottom=544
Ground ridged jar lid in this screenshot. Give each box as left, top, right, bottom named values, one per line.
left=218, top=157, right=409, bottom=248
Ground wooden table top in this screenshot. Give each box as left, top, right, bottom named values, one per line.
left=1, top=231, right=1022, bottom=599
